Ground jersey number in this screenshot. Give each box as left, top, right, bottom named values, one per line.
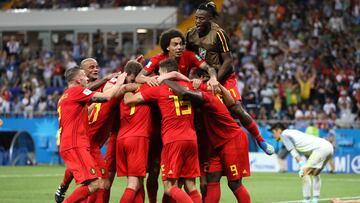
left=169, top=95, right=192, bottom=116
left=230, top=164, right=239, bottom=176
left=88, top=103, right=102, bottom=124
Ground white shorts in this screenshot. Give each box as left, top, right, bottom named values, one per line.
left=305, top=142, right=334, bottom=169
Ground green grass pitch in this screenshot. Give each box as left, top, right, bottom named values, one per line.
left=0, top=166, right=359, bottom=203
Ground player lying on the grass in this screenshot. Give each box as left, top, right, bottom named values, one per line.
left=271, top=123, right=334, bottom=203
left=186, top=1, right=274, bottom=155
left=160, top=73, right=251, bottom=203
left=125, top=58, right=202, bottom=203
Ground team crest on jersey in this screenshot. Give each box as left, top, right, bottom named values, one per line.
left=90, top=168, right=96, bottom=175
left=198, top=48, right=207, bottom=59
left=82, top=88, right=92, bottom=95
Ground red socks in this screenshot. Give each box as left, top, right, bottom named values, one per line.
left=233, top=185, right=250, bottom=203
left=86, top=188, right=105, bottom=203
left=204, top=182, right=221, bottom=203
left=146, top=177, right=158, bottom=203
left=169, top=186, right=193, bottom=203
left=120, top=188, right=136, bottom=203
left=244, top=121, right=264, bottom=142
left=61, top=168, right=74, bottom=187
left=64, top=186, right=90, bottom=203
left=103, top=189, right=110, bottom=203
left=134, top=187, right=145, bottom=203
left=188, top=190, right=202, bottom=203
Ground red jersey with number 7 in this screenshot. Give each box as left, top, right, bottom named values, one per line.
left=140, top=80, right=196, bottom=144
left=57, top=86, right=95, bottom=152
left=118, top=84, right=153, bottom=139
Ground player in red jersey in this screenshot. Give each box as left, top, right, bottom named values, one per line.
left=162, top=76, right=251, bottom=203
left=57, top=66, right=130, bottom=203
left=116, top=60, right=151, bottom=203
left=135, top=28, right=218, bottom=89
left=125, top=58, right=202, bottom=203
left=55, top=58, right=120, bottom=203
left=186, top=2, right=274, bottom=155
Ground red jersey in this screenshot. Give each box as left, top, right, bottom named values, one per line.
left=140, top=80, right=196, bottom=144
left=144, top=51, right=204, bottom=75
left=201, top=91, right=243, bottom=148
left=87, top=79, right=119, bottom=147
left=58, top=86, right=95, bottom=151
left=88, top=98, right=119, bottom=147
left=118, top=84, right=153, bottom=139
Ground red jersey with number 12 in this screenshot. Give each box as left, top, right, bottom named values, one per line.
left=140, top=81, right=196, bottom=144
left=58, top=86, right=95, bottom=151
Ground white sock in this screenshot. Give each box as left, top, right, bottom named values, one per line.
left=312, top=175, right=321, bottom=198
left=302, top=175, right=312, bottom=200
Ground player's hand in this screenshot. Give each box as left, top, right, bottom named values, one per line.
left=298, top=169, right=304, bottom=177
left=257, top=141, right=275, bottom=155
left=207, top=78, right=220, bottom=94
left=192, top=79, right=202, bottom=89
left=136, top=55, right=145, bottom=64
left=116, top=72, right=127, bottom=86
left=146, top=76, right=160, bottom=87
left=105, top=72, right=121, bottom=80
left=298, top=161, right=306, bottom=177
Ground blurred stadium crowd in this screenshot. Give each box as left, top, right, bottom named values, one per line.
left=0, top=0, right=360, bottom=129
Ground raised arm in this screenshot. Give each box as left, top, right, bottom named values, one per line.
left=89, top=72, right=127, bottom=103
left=87, top=72, right=121, bottom=91
left=162, top=80, right=204, bottom=105
left=135, top=69, right=160, bottom=86
left=157, top=71, right=190, bottom=84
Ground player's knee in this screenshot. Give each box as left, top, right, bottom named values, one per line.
left=184, top=178, right=196, bottom=192
left=228, top=180, right=242, bottom=191
left=127, top=177, right=143, bottom=191
left=163, top=181, right=173, bottom=195
left=206, top=172, right=222, bottom=183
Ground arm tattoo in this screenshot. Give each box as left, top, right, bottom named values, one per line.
left=90, top=96, right=108, bottom=103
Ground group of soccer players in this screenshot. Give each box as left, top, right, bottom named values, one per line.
left=54, top=2, right=276, bottom=203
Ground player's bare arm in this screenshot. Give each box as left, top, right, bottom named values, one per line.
left=157, top=71, right=190, bottom=84
left=87, top=72, right=121, bottom=91
left=123, top=92, right=145, bottom=105
left=199, top=63, right=219, bottom=90
left=219, top=84, right=235, bottom=107
left=135, top=69, right=159, bottom=86
left=163, top=79, right=204, bottom=105
left=217, top=51, right=233, bottom=83
left=90, top=72, right=127, bottom=102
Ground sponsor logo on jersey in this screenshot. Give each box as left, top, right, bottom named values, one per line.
left=199, top=48, right=207, bottom=59
left=90, top=168, right=96, bottom=175
left=83, top=89, right=92, bottom=95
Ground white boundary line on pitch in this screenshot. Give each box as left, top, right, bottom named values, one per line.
left=0, top=174, right=63, bottom=178
left=267, top=176, right=360, bottom=182
left=271, top=196, right=360, bottom=203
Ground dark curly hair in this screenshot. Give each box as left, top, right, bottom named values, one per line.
left=159, top=29, right=185, bottom=54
